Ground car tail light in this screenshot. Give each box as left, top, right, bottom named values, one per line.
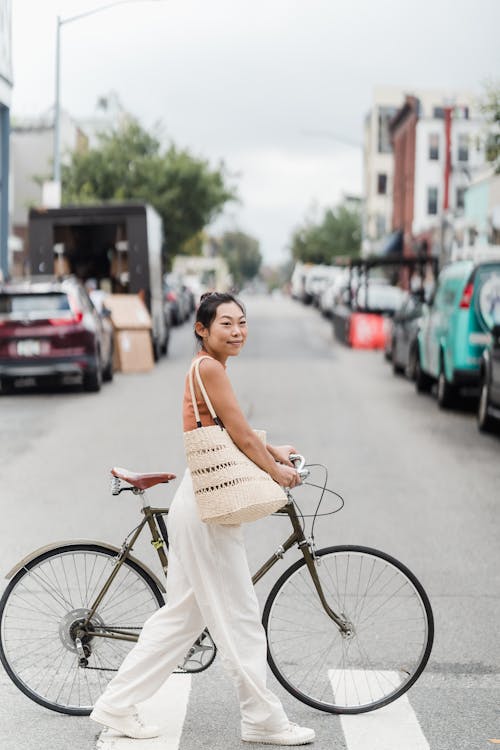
left=459, top=283, right=474, bottom=309
left=49, top=293, right=84, bottom=325
left=49, top=311, right=83, bottom=326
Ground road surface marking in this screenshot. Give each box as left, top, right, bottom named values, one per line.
left=96, top=673, right=192, bottom=750
left=330, top=670, right=430, bottom=750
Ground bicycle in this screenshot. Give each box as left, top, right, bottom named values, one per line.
left=0, top=456, right=433, bottom=718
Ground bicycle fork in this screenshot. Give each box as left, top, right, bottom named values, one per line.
left=255, top=499, right=354, bottom=638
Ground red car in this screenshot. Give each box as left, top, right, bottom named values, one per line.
left=0, top=277, right=114, bottom=392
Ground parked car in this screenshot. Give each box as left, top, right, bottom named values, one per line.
left=319, top=269, right=348, bottom=318
left=0, top=276, right=114, bottom=392
left=163, top=274, right=191, bottom=326
left=391, top=292, right=425, bottom=378
left=477, top=323, right=500, bottom=432
left=415, top=259, right=500, bottom=408
left=354, top=283, right=406, bottom=315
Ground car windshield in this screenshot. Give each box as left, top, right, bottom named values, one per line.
left=0, top=293, right=71, bottom=318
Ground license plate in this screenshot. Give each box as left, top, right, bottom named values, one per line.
left=17, top=339, right=42, bottom=356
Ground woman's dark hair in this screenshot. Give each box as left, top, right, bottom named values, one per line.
left=195, top=292, right=246, bottom=346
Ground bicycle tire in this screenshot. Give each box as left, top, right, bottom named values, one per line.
left=263, top=545, right=433, bottom=714
left=0, top=544, right=164, bottom=716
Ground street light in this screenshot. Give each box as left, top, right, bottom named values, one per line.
left=52, top=0, right=164, bottom=198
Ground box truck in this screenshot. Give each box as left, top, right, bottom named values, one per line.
left=28, top=202, right=168, bottom=358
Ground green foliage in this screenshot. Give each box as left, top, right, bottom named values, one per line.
left=62, top=119, right=237, bottom=256
left=219, top=231, right=262, bottom=287
left=290, top=201, right=361, bottom=264
left=478, top=80, right=500, bottom=173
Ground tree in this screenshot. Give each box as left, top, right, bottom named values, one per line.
left=290, top=201, right=361, bottom=264
left=219, top=231, right=262, bottom=287
left=478, top=80, right=500, bottom=173
left=62, top=119, right=237, bottom=256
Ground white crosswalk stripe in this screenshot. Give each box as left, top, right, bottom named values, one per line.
left=96, top=674, right=192, bottom=750
left=330, top=670, right=430, bottom=750
left=94, top=669, right=432, bottom=749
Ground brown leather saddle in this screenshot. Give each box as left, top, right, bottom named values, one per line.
left=111, top=467, right=176, bottom=491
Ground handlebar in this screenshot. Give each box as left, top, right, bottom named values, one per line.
left=289, top=453, right=309, bottom=481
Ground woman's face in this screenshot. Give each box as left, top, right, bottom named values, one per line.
left=197, top=301, right=247, bottom=359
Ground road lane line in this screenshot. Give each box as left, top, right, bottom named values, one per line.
left=330, top=670, right=430, bottom=750
left=96, top=673, right=192, bottom=750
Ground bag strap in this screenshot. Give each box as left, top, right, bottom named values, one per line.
left=188, top=356, right=224, bottom=429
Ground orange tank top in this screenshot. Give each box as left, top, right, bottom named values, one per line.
left=182, top=352, right=226, bottom=432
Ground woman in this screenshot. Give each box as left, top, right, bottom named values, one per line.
left=90, top=292, right=315, bottom=746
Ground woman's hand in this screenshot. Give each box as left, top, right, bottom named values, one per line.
left=271, top=463, right=301, bottom=489
left=267, top=444, right=298, bottom=467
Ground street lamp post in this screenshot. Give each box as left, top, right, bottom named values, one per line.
left=52, top=0, right=163, bottom=197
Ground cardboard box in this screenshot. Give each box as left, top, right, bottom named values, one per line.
left=114, top=330, right=154, bottom=373
left=54, top=255, right=71, bottom=276
left=104, top=294, right=152, bottom=330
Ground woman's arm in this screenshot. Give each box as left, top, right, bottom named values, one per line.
left=197, top=359, right=300, bottom=487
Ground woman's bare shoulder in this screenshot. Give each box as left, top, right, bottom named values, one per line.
left=197, top=356, right=226, bottom=380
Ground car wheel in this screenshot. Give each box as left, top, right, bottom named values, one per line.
left=436, top=362, right=455, bottom=410
left=161, top=331, right=170, bottom=357
left=407, top=346, right=418, bottom=381
left=83, top=354, right=102, bottom=393
left=0, top=377, right=15, bottom=395
left=415, top=354, right=433, bottom=393
left=392, top=352, right=405, bottom=375
left=477, top=375, right=496, bottom=433
left=102, top=354, right=114, bottom=383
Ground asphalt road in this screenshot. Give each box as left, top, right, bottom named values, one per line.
left=0, top=293, right=499, bottom=750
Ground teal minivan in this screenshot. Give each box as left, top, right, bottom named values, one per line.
left=415, top=258, right=500, bottom=408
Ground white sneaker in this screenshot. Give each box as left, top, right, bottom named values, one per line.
left=242, top=722, right=315, bottom=745
left=90, top=705, right=161, bottom=739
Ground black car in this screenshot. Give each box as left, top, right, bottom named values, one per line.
left=0, top=276, right=114, bottom=392
left=391, top=293, right=424, bottom=378
left=477, top=323, right=500, bottom=432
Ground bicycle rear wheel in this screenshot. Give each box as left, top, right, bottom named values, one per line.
left=263, top=545, right=433, bottom=714
left=0, top=544, right=164, bottom=715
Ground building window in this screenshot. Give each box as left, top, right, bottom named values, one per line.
left=458, top=133, right=469, bottom=162
left=454, top=106, right=469, bottom=120
left=428, top=133, right=440, bottom=160
left=377, top=173, right=387, bottom=195
left=456, top=187, right=465, bottom=212
left=427, top=187, right=438, bottom=215
left=377, top=106, right=397, bottom=153
left=433, top=107, right=445, bottom=119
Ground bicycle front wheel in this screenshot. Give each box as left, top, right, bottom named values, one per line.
left=0, top=544, right=164, bottom=715
left=263, top=545, right=433, bottom=714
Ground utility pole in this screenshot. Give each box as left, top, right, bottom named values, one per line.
left=439, top=106, right=453, bottom=268
left=51, top=1, right=164, bottom=204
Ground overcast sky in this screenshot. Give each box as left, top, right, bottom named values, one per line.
left=11, top=0, right=500, bottom=263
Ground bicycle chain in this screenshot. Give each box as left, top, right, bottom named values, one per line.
left=80, top=626, right=201, bottom=674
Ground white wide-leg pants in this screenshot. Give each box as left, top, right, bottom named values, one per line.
left=95, top=469, right=289, bottom=735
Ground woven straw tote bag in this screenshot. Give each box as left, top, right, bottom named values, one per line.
left=183, top=356, right=288, bottom=524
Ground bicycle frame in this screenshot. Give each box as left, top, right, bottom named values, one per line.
left=82, top=488, right=349, bottom=646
